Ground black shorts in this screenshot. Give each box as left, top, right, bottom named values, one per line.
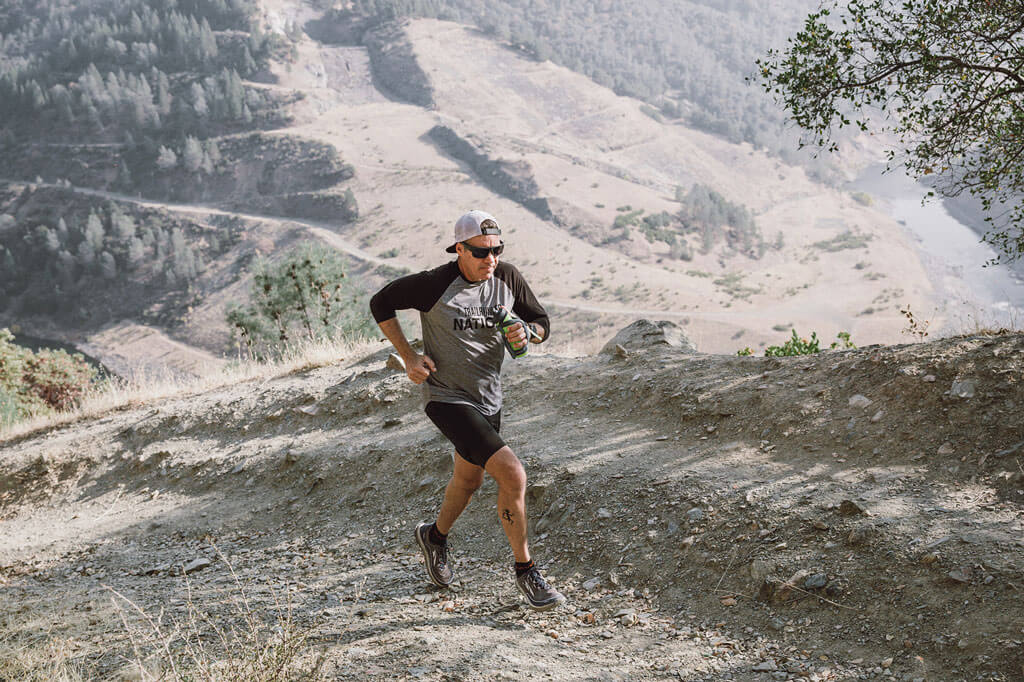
left=424, top=401, right=505, bottom=468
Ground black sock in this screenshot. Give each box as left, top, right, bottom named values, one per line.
left=514, top=559, right=535, bottom=577
left=428, top=522, right=447, bottom=545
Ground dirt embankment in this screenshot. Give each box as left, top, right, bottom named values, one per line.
left=1, top=325, right=1022, bottom=680
left=428, top=124, right=554, bottom=221
left=363, top=20, right=436, bottom=108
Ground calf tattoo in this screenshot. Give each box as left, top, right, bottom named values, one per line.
left=502, top=508, right=514, bottom=525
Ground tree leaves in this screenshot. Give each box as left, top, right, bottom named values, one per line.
left=756, top=0, right=1024, bottom=262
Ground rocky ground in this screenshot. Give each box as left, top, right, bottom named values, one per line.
left=1, top=322, right=1022, bottom=680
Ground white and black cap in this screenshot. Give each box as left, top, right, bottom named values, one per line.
left=446, top=210, right=501, bottom=253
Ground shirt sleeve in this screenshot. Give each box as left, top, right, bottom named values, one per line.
left=498, top=263, right=550, bottom=342
left=369, top=263, right=456, bottom=323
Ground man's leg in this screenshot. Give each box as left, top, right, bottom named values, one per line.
left=484, top=446, right=529, bottom=563
left=435, top=453, right=484, bottom=535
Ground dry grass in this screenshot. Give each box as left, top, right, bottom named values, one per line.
left=0, top=634, right=86, bottom=682
left=1, top=551, right=326, bottom=682
left=107, top=550, right=326, bottom=682
left=0, top=336, right=382, bottom=443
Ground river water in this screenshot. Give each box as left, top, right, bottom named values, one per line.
left=852, top=165, right=1024, bottom=332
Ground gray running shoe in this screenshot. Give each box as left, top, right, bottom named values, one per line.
left=515, top=566, right=565, bottom=611
left=414, top=522, right=452, bottom=587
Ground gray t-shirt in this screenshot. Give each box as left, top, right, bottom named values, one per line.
left=370, top=261, right=550, bottom=415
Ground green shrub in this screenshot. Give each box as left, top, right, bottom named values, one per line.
left=226, top=242, right=377, bottom=358
left=740, top=329, right=856, bottom=357
left=0, top=328, right=97, bottom=427
left=765, top=330, right=821, bottom=356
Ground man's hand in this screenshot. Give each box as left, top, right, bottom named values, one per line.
left=503, top=321, right=528, bottom=348
left=404, top=353, right=436, bottom=384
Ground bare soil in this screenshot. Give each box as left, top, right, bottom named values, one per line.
left=2, top=326, right=1022, bottom=680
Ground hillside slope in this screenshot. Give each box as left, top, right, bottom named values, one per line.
left=2, top=326, right=1022, bottom=680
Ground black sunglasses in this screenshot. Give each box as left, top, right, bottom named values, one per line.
left=461, top=241, right=504, bottom=258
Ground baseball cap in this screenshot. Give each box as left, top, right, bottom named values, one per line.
left=446, top=210, right=502, bottom=253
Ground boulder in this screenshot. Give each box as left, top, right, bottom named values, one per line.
left=599, top=320, right=697, bottom=356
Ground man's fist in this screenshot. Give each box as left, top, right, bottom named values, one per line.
left=404, top=353, right=436, bottom=384
left=503, top=321, right=528, bottom=348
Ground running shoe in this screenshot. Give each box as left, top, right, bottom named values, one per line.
left=515, top=566, right=566, bottom=610
left=414, top=522, right=452, bottom=587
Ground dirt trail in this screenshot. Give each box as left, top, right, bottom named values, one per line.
left=2, top=326, right=1022, bottom=680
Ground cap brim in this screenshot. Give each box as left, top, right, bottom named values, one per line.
left=445, top=243, right=457, bottom=253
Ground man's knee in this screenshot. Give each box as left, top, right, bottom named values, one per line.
left=451, top=465, right=484, bottom=493
left=486, top=447, right=526, bottom=493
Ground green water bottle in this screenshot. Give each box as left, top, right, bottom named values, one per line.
left=493, top=305, right=538, bottom=359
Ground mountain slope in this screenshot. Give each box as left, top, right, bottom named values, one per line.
left=2, top=326, right=1022, bottom=679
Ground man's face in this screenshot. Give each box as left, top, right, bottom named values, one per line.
left=456, top=234, right=502, bottom=282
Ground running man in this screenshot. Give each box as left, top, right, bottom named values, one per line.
left=369, top=210, right=565, bottom=610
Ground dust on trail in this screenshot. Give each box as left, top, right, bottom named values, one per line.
left=2, top=325, right=1022, bottom=680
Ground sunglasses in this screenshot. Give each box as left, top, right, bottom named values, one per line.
left=461, top=241, right=505, bottom=258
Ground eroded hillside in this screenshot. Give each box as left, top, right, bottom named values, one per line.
left=1, top=326, right=1022, bottom=680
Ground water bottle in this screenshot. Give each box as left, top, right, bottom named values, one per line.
left=493, top=305, right=538, bottom=359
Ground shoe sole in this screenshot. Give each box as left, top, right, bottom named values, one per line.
left=414, top=523, right=451, bottom=588
left=516, top=584, right=566, bottom=611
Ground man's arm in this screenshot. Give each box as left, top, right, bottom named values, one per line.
left=370, top=264, right=454, bottom=385
left=377, top=317, right=436, bottom=385
left=498, top=263, right=550, bottom=344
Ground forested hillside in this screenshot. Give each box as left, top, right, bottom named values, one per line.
left=0, top=0, right=365, bottom=352
left=0, top=0, right=285, bottom=144
left=329, top=0, right=819, bottom=161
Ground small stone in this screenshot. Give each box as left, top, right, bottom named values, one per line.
left=950, top=379, right=976, bottom=398
left=601, top=630, right=614, bottom=639
left=182, top=558, right=211, bottom=574
left=922, top=374, right=936, bottom=382
left=839, top=500, right=867, bottom=516
left=936, top=442, right=954, bottom=455
left=847, top=524, right=872, bottom=545
left=580, top=612, right=596, bottom=624
left=441, top=601, right=455, bottom=612
left=848, top=394, right=873, bottom=408
left=813, top=520, right=829, bottom=530
left=615, top=344, right=628, bottom=358
left=881, top=657, right=893, bottom=668
left=383, top=418, right=402, bottom=428
left=720, top=596, right=737, bottom=606
left=870, top=410, right=884, bottom=423
left=947, top=568, right=972, bottom=584
left=356, top=607, right=373, bottom=618
left=597, top=508, right=612, bottom=519
left=752, top=660, right=778, bottom=672
left=582, top=577, right=602, bottom=592
left=680, top=535, right=696, bottom=548
left=920, top=553, right=938, bottom=565
left=613, top=608, right=636, bottom=619
left=385, top=353, right=405, bottom=371
left=804, top=573, right=828, bottom=590
left=686, top=508, right=706, bottom=522
left=230, top=462, right=245, bottom=474
left=957, top=639, right=968, bottom=649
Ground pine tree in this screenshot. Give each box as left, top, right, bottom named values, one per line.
left=182, top=136, right=204, bottom=173
left=156, top=145, right=178, bottom=170
left=99, top=251, right=117, bottom=280
left=128, top=237, right=146, bottom=270
left=84, top=212, right=105, bottom=252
